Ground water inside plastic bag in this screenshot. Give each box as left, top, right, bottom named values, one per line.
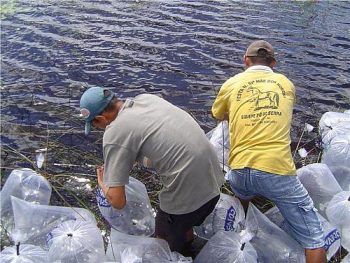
left=194, top=230, right=257, bottom=263
left=46, top=220, right=106, bottom=263
left=245, top=204, right=305, bottom=263
left=1, top=168, right=52, bottom=236
left=11, top=196, right=96, bottom=247
left=106, top=228, right=192, bottom=262
left=1, top=168, right=51, bottom=206
left=96, top=177, right=155, bottom=236
left=297, top=163, right=342, bottom=218
left=0, top=243, right=48, bottom=263
left=326, top=191, right=350, bottom=227
left=321, top=134, right=350, bottom=191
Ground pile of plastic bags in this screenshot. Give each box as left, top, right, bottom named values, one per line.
left=319, top=111, right=350, bottom=191
left=201, top=110, right=349, bottom=262
left=296, top=110, right=350, bottom=254
left=0, top=168, right=180, bottom=263
left=195, top=201, right=306, bottom=263
left=0, top=168, right=107, bottom=262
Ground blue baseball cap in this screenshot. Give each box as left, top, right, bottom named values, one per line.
left=79, top=87, right=115, bottom=135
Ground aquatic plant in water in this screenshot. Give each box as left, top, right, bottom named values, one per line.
left=0, top=1, right=17, bottom=20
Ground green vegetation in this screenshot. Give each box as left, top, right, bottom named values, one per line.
left=0, top=1, right=17, bottom=20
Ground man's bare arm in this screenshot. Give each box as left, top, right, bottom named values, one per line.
left=97, top=166, right=126, bottom=209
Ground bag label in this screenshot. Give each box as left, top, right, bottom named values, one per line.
left=324, top=229, right=341, bottom=251
left=224, top=206, right=236, bottom=231
left=96, top=188, right=111, bottom=208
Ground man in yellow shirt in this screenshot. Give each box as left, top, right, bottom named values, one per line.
left=212, top=40, right=326, bottom=263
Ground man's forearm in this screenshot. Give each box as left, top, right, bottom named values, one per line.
left=96, top=165, right=126, bottom=209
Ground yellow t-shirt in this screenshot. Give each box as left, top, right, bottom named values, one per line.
left=212, top=66, right=296, bottom=175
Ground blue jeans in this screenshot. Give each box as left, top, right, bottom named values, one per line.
left=228, top=168, right=325, bottom=249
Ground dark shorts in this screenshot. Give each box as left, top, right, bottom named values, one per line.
left=155, top=195, right=220, bottom=253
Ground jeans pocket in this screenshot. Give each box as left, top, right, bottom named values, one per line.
left=227, top=170, right=234, bottom=182
left=228, top=169, right=246, bottom=184
left=298, top=198, right=321, bottom=236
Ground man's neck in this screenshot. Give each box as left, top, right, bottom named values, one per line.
left=246, top=65, right=273, bottom=72
left=116, top=100, right=124, bottom=114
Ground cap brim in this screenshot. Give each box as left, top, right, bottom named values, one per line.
left=85, top=122, right=92, bottom=135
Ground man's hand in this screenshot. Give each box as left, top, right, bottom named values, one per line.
left=96, top=165, right=127, bottom=209
left=96, top=165, right=110, bottom=198
left=96, top=165, right=105, bottom=188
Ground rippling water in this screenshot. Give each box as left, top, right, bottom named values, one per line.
left=1, top=0, right=350, bottom=161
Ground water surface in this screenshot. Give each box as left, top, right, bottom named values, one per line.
left=1, top=0, right=350, bottom=169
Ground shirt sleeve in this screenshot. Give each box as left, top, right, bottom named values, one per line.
left=283, top=76, right=296, bottom=105
left=103, top=143, right=138, bottom=187
left=211, top=78, right=233, bottom=120
left=290, top=82, right=296, bottom=105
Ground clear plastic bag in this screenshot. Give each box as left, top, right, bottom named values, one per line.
left=206, top=121, right=230, bottom=172
left=297, top=163, right=342, bottom=217
left=194, top=193, right=245, bottom=240
left=321, top=215, right=342, bottom=261
left=96, top=177, right=155, bottom=236
left=106, top=228, right=192, bottom=263
left=328, top=191, right=350, bottom=255
left=46, top=220, right=106, bottom=263
left=118, top=246, right=192, bottom=263
left=326, top=191, right=350, bottom=227
left=263, top=206, right=289, bottom=231
left=194, top=230, right=257, bottom=263
left=0, top=168, right=51, bottom=205
left=321, top=134, right=350, bottom=191
left=341, top=226, right=350, bottom=252
left=265, top=206, right=341, bottom=260
left=245, top=203, right=305, bottom=263
left=11, top=196, right=96, bottom=248
left=319, top=111, right=350, bottom=145
left=0, top=243, right=48, bottom=263
left=0, top=168, right=52, bottom=233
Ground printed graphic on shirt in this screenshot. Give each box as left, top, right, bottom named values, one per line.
left=236, top=78, right=292, bottom=127
left=247, top=86, right=279, bottom=110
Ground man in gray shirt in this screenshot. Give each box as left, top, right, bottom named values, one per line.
left=79, top=86, right=225, bottom=255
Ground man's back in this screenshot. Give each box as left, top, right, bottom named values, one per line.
left=211, top=40, right=327, bottom=262
left=104, top=94, right=224, bottom=214
left=212, top=66, right=296, bottom=175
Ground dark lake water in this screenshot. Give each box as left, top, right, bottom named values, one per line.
left=1, top=0, right=350, bottom=172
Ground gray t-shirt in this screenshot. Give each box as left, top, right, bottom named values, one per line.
left=103, top=94, right=225, bottom=214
